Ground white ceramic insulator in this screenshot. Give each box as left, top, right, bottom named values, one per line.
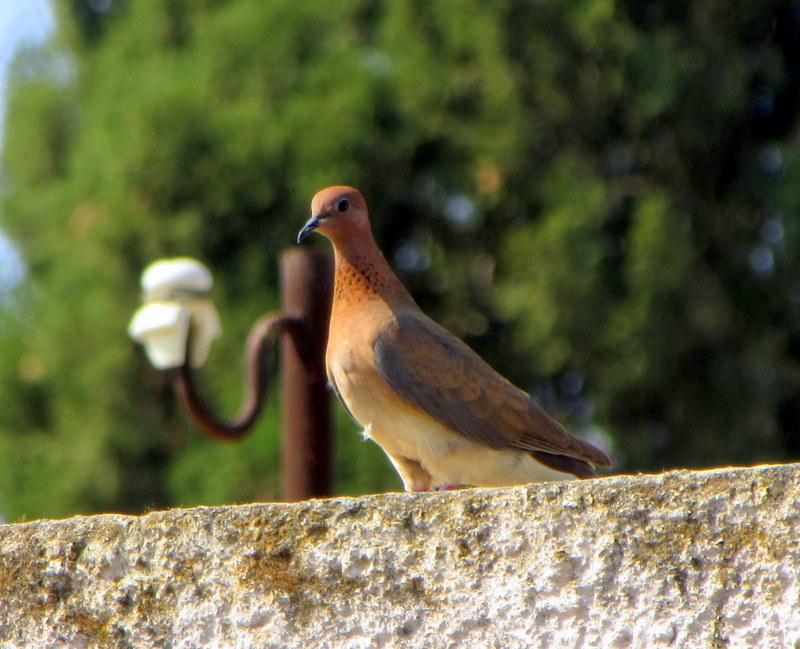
left=128, top=258, right=222, bottom=369
left=141, top=257, right=214, bottom=295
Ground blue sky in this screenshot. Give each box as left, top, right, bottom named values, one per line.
left=0, top=0, right=55, bottom=292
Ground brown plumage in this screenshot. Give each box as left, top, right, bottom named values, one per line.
left=298, top=186, right=612, bottom=491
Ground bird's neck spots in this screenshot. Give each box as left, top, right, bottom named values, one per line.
left=333, top=248, right=416, bottom=310
left=334, top=255, right=385, bottom=300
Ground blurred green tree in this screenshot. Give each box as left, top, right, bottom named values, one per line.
left=1, top=0, right=799, bottom=520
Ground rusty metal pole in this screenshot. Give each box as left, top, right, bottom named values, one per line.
left=279, top=248, right=334, bottom=501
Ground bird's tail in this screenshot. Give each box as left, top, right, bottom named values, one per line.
left=528, top=450, right=599, bottom=479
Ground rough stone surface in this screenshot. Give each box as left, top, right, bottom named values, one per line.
left=1, top=464, right=799, bottom=648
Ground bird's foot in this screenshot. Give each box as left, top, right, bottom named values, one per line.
left=437, top=484, right=459, bottom=491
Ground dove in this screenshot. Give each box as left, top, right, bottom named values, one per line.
left=297, top=186, right=611, bottom=491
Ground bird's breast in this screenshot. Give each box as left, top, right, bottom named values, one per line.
left=327, top=331, right=460, bottom=463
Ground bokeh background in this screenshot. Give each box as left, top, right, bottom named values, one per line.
left=1, top=0, right=799, bottom=521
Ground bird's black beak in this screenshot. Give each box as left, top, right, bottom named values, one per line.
left=297, top=215, right=323, bottom=244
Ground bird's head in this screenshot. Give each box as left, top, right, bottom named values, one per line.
left=297, top=186, right=370, bottom=245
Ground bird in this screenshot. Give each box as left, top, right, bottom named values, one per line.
left=297, top=186, right=612, bottom=491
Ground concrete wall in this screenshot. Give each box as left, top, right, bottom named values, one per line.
left=1, top=464, right=798, bottom=648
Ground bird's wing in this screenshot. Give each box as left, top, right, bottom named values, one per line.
left=373, top=311, right=611, bottom=467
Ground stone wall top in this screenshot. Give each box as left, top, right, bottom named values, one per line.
left=1, top=464, right=798, bottom=648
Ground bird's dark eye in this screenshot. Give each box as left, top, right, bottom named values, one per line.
left=337, top=199, right=350, bottom=212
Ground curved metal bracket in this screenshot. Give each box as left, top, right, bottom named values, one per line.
left=172, top=312, right=303, bottom=441
left=130, top=248, right=334, bottom=500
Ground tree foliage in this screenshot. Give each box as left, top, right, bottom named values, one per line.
left=1, top=0, right=799, bottom=519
